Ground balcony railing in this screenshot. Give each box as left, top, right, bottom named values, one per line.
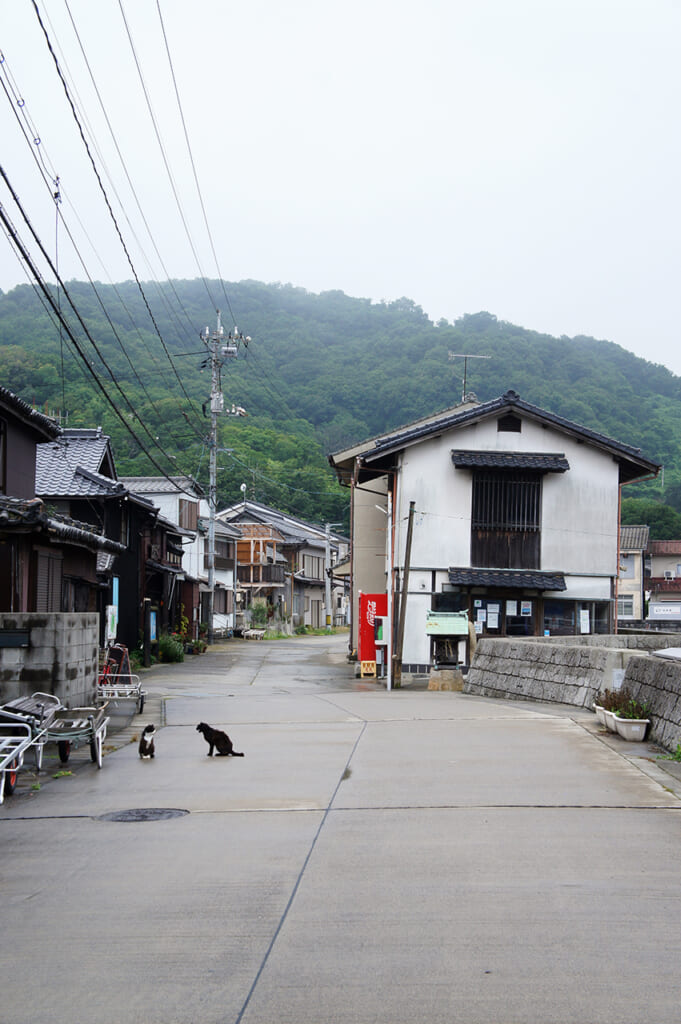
left=237, top=564, right=286, bottom=585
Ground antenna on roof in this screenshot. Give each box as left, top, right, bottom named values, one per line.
left=448, top=353, right=490, bottom=403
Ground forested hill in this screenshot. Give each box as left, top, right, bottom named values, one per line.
left=1, top=278, right=680, bottom=532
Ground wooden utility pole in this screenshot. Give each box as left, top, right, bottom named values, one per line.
left=392, top=500, right=415, bottom=687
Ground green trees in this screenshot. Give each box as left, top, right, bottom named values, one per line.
left=0, top=278, right=678, bottom=531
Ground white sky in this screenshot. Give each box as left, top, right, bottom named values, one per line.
left=1, top=1, right=680, bottom=372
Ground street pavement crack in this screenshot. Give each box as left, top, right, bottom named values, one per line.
left=232, top=720, right=367, bottom=1024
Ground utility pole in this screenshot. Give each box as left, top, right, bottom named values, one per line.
left=202, top=312, right=248, bottom=645
left=392, top=499, right=416, bottom=688
left=324, top=522, right=342, bottom=631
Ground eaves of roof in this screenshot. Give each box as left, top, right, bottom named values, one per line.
left=350, top=390, right=660, bottom=485
left=448, top=567, right=567, bottom=591
left=0, top=495, right=124, bottom=552
left=619, top=525, right=650, bottom=551
left=0, top=386, right=61, bottom=440
left=120, top=475, right=205, bottom=498
left=451, top=450, right=570, bottom=472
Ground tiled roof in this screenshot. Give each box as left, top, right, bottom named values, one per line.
left=650, top=540, right=681, bottom=555
left=351, top=391, right=660, bottom=484
left=218, top=499, right=347, bottom=546
left=0, top=386, right=61, bottom=440
left=120, top=475, right=205, bottom=498
left=619, top=525, right=650, bottom=551
left=59, top=428, right=111, bottom=474
left=36, top=441, right=124, bottom=497
left=448, top=567, right=567, bottom=591
left=0, top=495, right=124, bottom=552
left=451, top=450, right=569, bottom=472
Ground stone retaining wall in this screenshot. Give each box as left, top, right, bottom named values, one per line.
left=0, top=613, right=99, bottom=707
left=464, top=634, right=681, bottom=752
left=619, top=656, right=681, bottom=752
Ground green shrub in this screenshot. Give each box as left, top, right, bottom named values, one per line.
left=251, top=599, right=268, bottom=627
left=618, top=697, right=650, bottom=719
left=158, top=633, right=184, bottom=663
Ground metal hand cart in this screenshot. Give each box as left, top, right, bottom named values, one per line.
left=97, top=643, right=146, bottom=713
left=0, top=692, right=61, bottom=803
left=47, top=705, right=110, bottom=769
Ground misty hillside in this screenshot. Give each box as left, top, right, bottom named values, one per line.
left=1, top=278, right=679, bottom=530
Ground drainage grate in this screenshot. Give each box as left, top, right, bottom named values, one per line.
left=98, top=808, right=189, bottom=822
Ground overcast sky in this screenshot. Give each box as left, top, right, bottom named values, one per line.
left=1, top=1, right=680, bottom=373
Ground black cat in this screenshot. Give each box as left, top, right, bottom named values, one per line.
left=196, top=722, right=244, bottom=757
left=138, top=724, right=156, bottom=759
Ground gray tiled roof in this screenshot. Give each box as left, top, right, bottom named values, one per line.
left=619, top=525, right=650, bottom=551
left=36, top=441, right=124, bottom=497
left=356, top=390, right=660, bottom=484
left=218, top=499, right=347, bottom=546
left=448, top=567, right=567, bottom=591
left=120, top=475, right=204, bottom=497
left=451, top=450, right=570, bottom=472
left=0, top=386, right=61, bottom=440
left=0, top=495, right=124, bottom=552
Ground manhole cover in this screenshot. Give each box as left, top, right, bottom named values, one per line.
left=98, top=808, right=189, bottom=822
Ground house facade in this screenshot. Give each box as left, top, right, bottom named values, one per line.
left=36, top=429, right=189, bottom=648
left=218, top=500, right=349, bottom=631
left=646, top=539, right=681, bottom=625
left=330, top=390, right=661, bottom=677
left=121, top=476, right=238, bottom=638
left=617, top=525, right=649, bottom=624
left=1, top=391, right=124, bottom=615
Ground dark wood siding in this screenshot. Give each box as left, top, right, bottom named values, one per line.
left=471, top=471, right=541, bottom=569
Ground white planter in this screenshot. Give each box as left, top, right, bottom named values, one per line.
left=593, top=704, right=607, bottom=726
left=603, top=709, right=618, bottom=732
left=615, top=717, right=650, bottom=742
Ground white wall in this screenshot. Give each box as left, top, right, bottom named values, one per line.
left=390, top=415, right=622, bottom=666
left=351, top=476, right=389, bottom=651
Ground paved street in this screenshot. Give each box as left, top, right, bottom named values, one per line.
left=2, top=634, right=681, bottom=1024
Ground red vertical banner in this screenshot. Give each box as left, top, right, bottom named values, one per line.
left=358, top=593, right=388, bottom=663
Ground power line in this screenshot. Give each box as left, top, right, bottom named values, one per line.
left=155, top=0, right=238, bottom=327
left=117, top=0, right=218, bottom=313
left=0, top=166, right=199, bottom=495
left=60, top=0, right=208, bottom=345
left=31, top=0, right=206, bottom=424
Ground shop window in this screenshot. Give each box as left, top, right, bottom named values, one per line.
left=543, top=599, right=576, bottom=636
left=505, top=597, right=535, bottom=636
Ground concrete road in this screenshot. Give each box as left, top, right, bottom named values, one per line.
left=2, top=634, right=681, bottom=1024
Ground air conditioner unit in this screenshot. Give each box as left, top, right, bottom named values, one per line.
left=664, top=570, right=674, bottom=580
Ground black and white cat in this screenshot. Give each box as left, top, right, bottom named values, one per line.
left=138, top=724, right=156, bottom=759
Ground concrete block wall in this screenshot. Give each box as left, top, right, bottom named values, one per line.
left=464, top=638, right=639, bottom=708
left=464, top=634, right=681, bottom=753
left=0, top=613, right=99, bottom=707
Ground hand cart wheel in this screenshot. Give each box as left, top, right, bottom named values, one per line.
left=3, top=757, right=18, bottom=796
left=58, top=740, right=71, bottom=764
left=90, top=734, right=103, bottom=768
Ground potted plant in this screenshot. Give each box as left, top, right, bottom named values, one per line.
left=614, top=697, right=651, bottom=742
left=597, top=687, right=632, bottom=732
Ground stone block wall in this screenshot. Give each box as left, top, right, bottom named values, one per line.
left=0, top=613, right=99, bottom=707
left=464, top=635, right=681, bottom=753
left=464, top=638, right=639, bottom=708
left=619, top=656, right=681, bottom=752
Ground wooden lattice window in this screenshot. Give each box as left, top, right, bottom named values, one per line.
left=471, top=471, right=541, bottom=568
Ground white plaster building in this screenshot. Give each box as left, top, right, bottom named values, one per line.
left=329, top=391, right=660, bottom=678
